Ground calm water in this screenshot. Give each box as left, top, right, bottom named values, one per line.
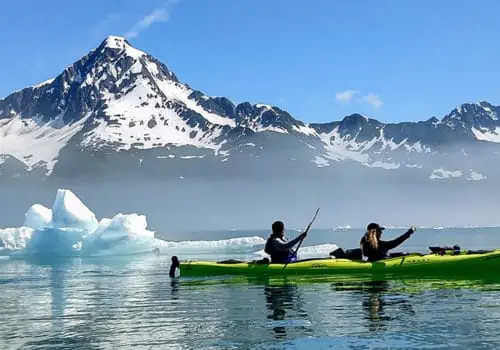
left=1, top=228, right=500, bottom=349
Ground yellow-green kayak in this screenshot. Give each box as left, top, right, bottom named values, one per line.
left=178, top=249, right=500, bottom=278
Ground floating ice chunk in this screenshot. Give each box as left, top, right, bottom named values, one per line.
left=0, top=189, right=163, bottom=257
left=0, top=189, right=273, bottom=259
left=24, top=228, right=84, bottom=256
left=0, top=227, right=34, bottom=251
left=82, top=213, right=156, bottom=255
left=155, top=236, right=266, bottom=253
left=23, top=204, right=52, bottom=230
left=297, top=244, right=339, bottom=257
left=95, top=213, right=154, bottom=241
left=51, top=189, right=98, bottom=231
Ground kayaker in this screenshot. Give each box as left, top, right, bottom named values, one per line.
left=169, top=256, right=180, bottom=277
left=360, top=223, right=416, bottom=262
left=264, top=221, right=307, bottom=264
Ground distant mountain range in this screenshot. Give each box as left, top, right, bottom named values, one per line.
left=1, top=35, right=499, bottom=183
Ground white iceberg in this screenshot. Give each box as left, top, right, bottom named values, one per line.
left=51, top=189, right=98, bottom=231
left=0, top=189, right=159, bottom=257
left=0, top=227, right=34, bottom=252
left=82, top=213, right=157, bottom=256
left=23, top=204, right=52, bottom=230
left=0, top=189, right=268, bottom=259
left=155, top=236, right=266, bottom=253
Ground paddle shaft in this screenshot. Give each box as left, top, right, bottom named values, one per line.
left=283, top=208, right=320, bottom=268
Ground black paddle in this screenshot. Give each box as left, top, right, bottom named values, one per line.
left=283, top=208, right=320, bottom=269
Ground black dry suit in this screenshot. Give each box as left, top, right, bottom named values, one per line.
left=264, top=234, right=303, bottom=263
left=360, top=228, right=414, bottom=262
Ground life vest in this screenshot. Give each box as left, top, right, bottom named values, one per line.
left=265, top=236, right=297, bottom=264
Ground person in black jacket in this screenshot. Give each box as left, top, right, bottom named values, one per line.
left=264, top=221, right=307, bottom=264
left=360, top=223, right=416, bottom=262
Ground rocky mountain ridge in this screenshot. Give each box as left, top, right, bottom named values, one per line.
left=1, top=35, right=499, bottom=182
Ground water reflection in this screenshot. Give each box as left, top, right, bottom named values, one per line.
left=170, top=277, right=180, bottom=299
left=3, top=256, right=500, bottom=349
left=331, top=280, right=416, bottom=333
left=361, top=281, right=392, bottom=332
left=263, top=279, right=313, bottom=339
left=13, top=257, right=102, bottom=349
left=49, top=261, right=66, bottom=331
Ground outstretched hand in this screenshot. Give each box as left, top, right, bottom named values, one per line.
left=410, top=225, right=417, bottom=234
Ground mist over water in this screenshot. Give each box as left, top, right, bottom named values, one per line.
left=1, top=179, right=499, bottom=236
left=0, top=179, right=498, bottom=234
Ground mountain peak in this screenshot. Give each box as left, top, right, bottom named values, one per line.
left=103, top=35, right=128, bottom=48
left=97, top=35, right=145, bottom=59
left=1, top=35, right=500, bottom=181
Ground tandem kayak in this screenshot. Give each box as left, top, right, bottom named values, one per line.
left=176, top=249, right=500, bottom=278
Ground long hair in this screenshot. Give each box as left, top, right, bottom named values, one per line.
left=362, top=229, right=380, bottom=251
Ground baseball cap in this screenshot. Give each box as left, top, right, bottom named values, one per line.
left=367, top=223, right=385, bottom=231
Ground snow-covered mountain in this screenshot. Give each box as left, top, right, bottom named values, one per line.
left=1, top=35, right=499, bottom=182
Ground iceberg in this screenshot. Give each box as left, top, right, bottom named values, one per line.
left=83, top=213, right=158, bottom=256
left=23, top=204, right=52, bottom=230
left=0, top=189, right=267, bottom=259
left=0, top=189, right=161, bottom=257
left=0, top=227, right=34, bottom=253
left=51, top=189, right=98, bottom=231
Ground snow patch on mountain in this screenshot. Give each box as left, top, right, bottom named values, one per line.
left=376, top=131, right=403, bottom=152
left=467, top=171, right=486, bottom=181
left=74, top=42, right=230, bottom=153
left=84, top=104, right=225, bottom=153
left=180, top=155, right=206, bottom=159
left=0, top=113, right=89, bottom=174
left=313, top=156, right=329, bottom=167
left=103, top=35, right=145, bottom=59
left=293, top=124, right=317, bottom=136
left=154, top=79, right=236, bottom=127
left=476, top=101, right=498, bottom=120
left=242, top=106, right=288, bottom=134
left=31, top=78, right=55, bottom=89
left=318, top=127, right=371, bottom=163
left=403, top=141, right=432, bottom=154
left=429, top=168, right=463, bottom=180
left=471, top=127, right=500, bottom=143
left=406, top=164, right=423, bottom=169
left=367, top=160, right=400, bottom=170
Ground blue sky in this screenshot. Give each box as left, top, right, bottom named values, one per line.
left=1, top=0, right=500, bottom=123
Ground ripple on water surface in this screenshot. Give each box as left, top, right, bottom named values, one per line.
left=1, top=255, right=500, bottom=349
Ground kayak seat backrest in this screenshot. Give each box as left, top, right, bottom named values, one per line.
left=217, top=259, right=245, bottom=264
left=330, top=247, right=363, bottom=260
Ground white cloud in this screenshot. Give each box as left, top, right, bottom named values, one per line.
left=125, top=0, right=180, bottom=39
left=361, top=93, right=383, bottom=108
left=335, top=90, right=358, bottom=103
left=93, top=13, right=122, bottom=37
